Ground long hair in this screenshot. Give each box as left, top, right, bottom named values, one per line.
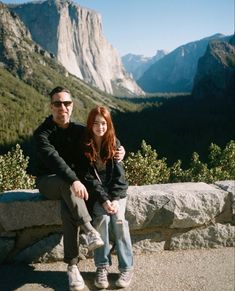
left=84, top=106, right=116, bottom=162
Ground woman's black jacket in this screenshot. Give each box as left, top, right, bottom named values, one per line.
left=75, top=147, right=128, bottom=215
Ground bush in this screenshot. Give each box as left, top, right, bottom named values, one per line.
left=123, top=140, right=169, bottom=185
left=183, top=152, right=213, bottom=182
left=124, top=140, right=235, bottom=185
left=0, top=144, right=35, bottom=192
left=207, top=141, right=235, bottom=181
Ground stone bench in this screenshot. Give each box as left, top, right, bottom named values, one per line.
left=0, top=181, right=234, bottom=263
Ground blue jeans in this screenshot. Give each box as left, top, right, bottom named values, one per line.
left=93, top=198, right=133, bottom=272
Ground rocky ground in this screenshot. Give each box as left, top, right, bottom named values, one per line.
left=0, top=247, right=234, bottom=291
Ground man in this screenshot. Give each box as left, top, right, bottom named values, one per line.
left=33, top=87, right=124, bottom=291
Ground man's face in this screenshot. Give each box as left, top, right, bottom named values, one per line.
left=50, top=91, right=73, bottom=128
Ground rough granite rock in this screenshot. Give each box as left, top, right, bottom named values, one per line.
left=126, top=182, right=228, bottom=229
left=0, top=181, right=234, bottom=263
left=169, top=223, right=235, bottom=250
left=215, top=180, right=235, bottom=224
left=0, top=191, right=61, bottom=231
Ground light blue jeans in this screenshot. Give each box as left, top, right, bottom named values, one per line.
left=93, top=198, right=134, bottom=272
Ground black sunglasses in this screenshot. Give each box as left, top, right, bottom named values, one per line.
left=51, top=101, right=73, bottom=108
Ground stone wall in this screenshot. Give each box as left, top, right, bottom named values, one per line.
left=0, top=181, right=234, bottom=264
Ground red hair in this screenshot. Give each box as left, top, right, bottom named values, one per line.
left=84, top=106, right=116, bottom=162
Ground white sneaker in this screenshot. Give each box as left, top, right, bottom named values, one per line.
left=67, top=264, right=85, bottom=291
left=115, top=270, right=134, bottom=288
left=94, top=266, right=109, bottom=289
left=86, top=230, right=104, bottom=251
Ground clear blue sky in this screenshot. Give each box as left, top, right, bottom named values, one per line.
left=3, top=0, right=234, bottom=57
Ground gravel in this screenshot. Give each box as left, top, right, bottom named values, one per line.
left=0, top=247, right=234, bottom=291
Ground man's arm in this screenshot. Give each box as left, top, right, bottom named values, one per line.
left=114, top=145, right=125, bottom=162
left=114, top=138, right=125, bottom=162
left=34, top=120, right=88, bottom=199
left=34, top=125, right=78, bottom=185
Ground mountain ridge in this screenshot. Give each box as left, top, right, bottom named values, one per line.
left=122, top=50, right=167, bottom=80
left=192, top=36, right=235, bottom=99
left=137, top=33, right=231, bottom=93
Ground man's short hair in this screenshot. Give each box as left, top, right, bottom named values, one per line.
left=49, top=86, right=71, bottom=100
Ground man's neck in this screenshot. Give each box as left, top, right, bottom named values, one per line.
left=53, top=118, right=70, bottom=129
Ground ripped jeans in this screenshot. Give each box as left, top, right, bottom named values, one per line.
left=93, top=198, right=133, bottom=272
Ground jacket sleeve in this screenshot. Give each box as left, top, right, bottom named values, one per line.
left=108, top=160, right=128, bottom=200
left=83, top=170, right=110, bottom=204
left=33, top=120, right=78, bottom=185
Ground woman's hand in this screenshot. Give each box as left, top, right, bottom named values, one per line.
left=111, top=200, right=119, bottom=213
left=102, top=200, right=119, bottom=214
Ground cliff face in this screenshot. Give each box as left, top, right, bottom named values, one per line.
left=0, top=2, right=53, bottom=79
left=192, top=36, right=235, bottom=99
left=11, top=0, right=144, bottom=96
left=0, top=3, right=31, bottom=64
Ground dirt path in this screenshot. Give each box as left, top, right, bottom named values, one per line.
left=0, top=248, right=234, bottom=291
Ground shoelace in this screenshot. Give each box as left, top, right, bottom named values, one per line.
left=120, top=271, right=132, bottom=282
left=97, top=268, right=108, bottom=282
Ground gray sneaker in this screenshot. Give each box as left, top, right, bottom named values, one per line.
left=86, top=230, right=104, bottom=251
left=67, top=264, right=85, bottom=291
left=94, top=266, right=109, bottom=289
left=115, top=270, right=134, bottom=288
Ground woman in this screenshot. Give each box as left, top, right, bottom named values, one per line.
left=79, top=106, right=134, bottom=289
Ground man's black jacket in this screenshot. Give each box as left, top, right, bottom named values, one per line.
left=33, top=115, right=85, bottom=185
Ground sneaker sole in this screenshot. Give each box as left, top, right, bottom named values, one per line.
left=69, top=283, right=85, bottom=291
left=94, top=280, right=109, bottom=289
left=115, top=282, right=131, bottom=288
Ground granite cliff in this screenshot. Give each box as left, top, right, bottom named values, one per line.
left=10, top=0, right=144, bottom=96
left=0, top=2, right=131, bottom=148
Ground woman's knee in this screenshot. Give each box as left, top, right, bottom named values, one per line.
left=94, top=214, right=110, bottom=229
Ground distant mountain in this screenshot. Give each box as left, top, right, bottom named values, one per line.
left=122, top=50, right=167, bottom=80
left=9, top=0, right=144, bottom=97
left=137, top=34, right=230, bottom=93
left=192, top=35, right=235, bottom=99
left=114, top=36, right=235, bottom=163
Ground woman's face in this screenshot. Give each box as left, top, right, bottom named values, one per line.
left=92, top=114, right=108, bottom=138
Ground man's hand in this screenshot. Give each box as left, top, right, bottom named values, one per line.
left=114, top=145, right=125, bottom=162
left=70, top=180, right=89, bottom=200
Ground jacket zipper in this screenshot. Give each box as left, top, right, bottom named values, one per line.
left=91, top=159, right=114, bottom=185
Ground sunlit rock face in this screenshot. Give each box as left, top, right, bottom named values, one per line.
left=11, top=0, right=144, bottom=96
